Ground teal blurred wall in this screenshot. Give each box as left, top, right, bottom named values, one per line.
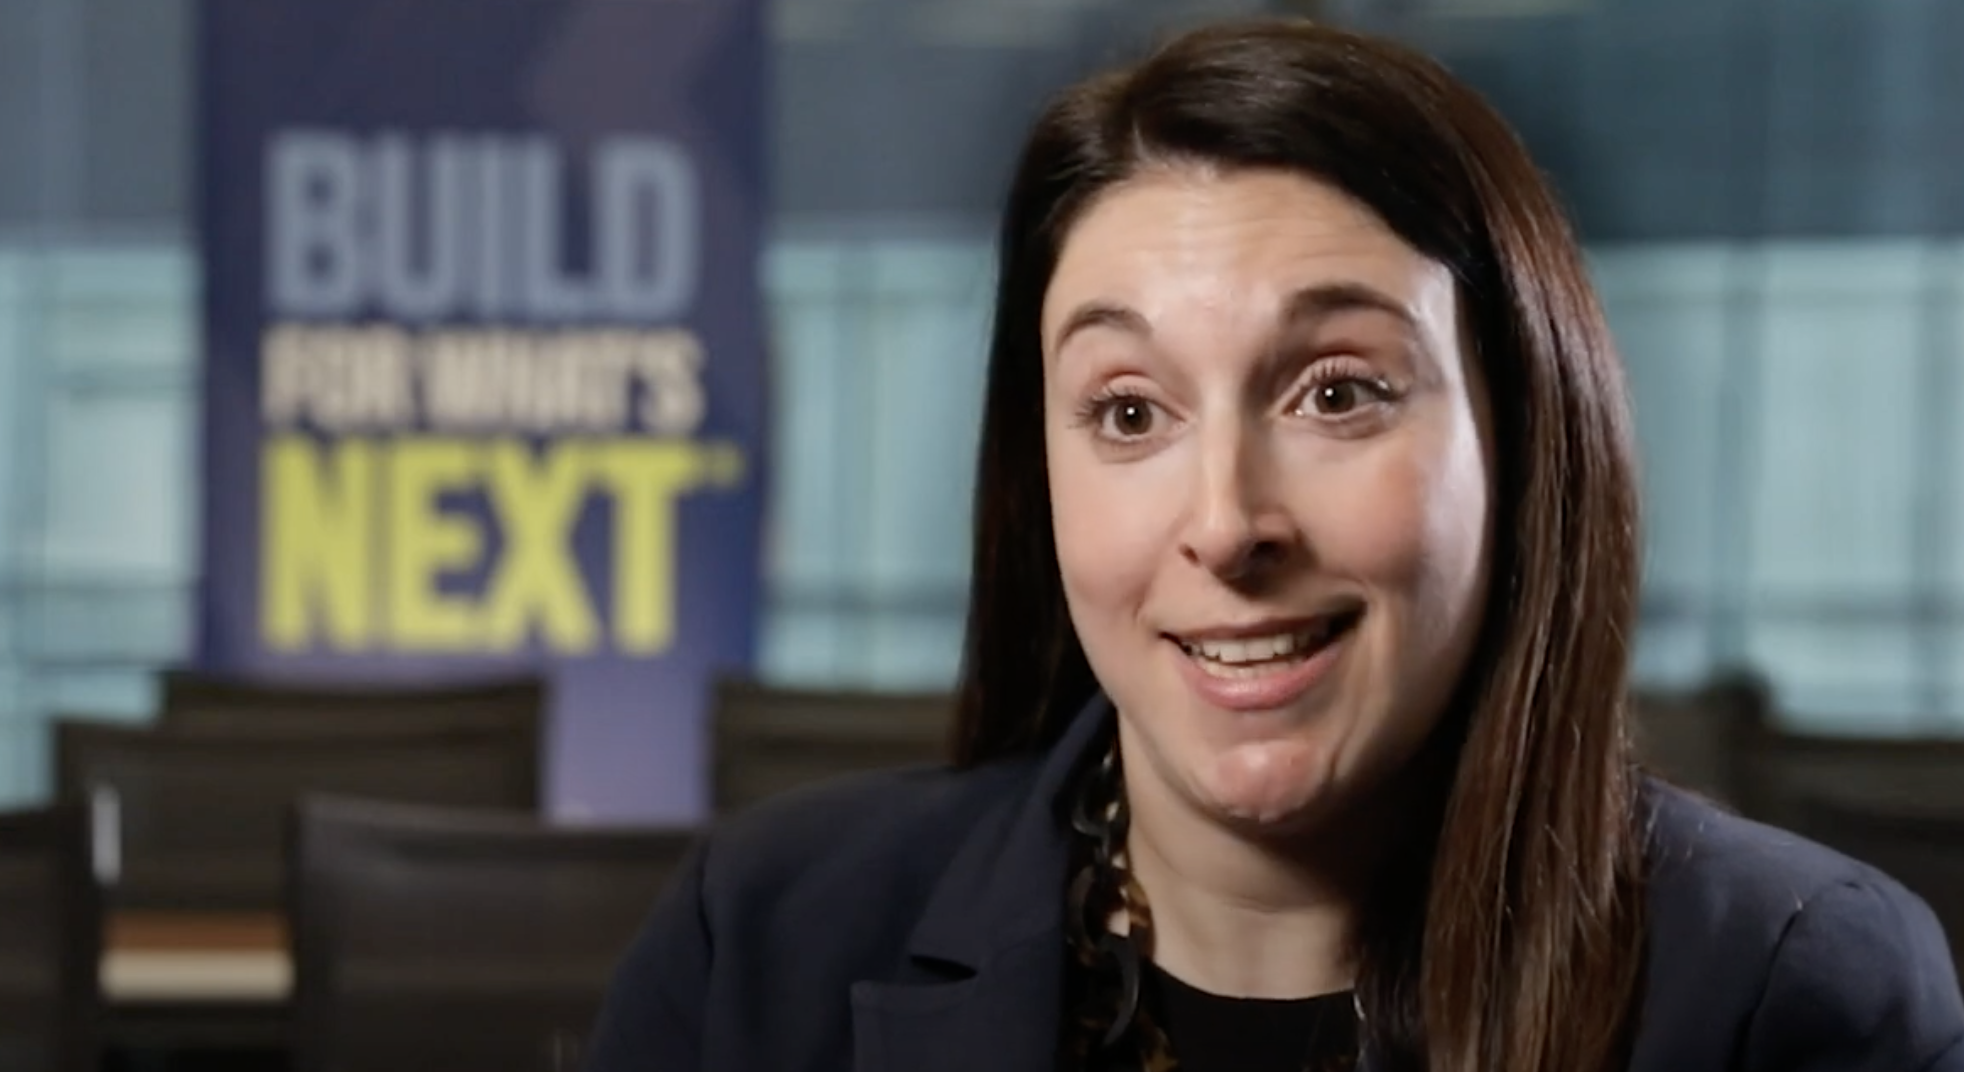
left=3, top=0, right=1962, bottom=804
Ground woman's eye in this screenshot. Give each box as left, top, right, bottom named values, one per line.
left=1309, top=380, right=1366, bottom=416
left=1299, top=376, right=1391, bottom=418
left=1101, top=397, right=1158, bottom=438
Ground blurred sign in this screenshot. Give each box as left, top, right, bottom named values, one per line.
left=195, top=0, right=769, bottom=822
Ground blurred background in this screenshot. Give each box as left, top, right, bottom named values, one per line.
left=4, top=0, right=1964, bottom=1068
left=8, top=0, right=1964, bottom=805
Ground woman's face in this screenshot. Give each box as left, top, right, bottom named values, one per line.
left=1042, top=167, right=1492, bottom=834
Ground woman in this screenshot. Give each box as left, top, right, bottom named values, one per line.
left=585, top=18, right=1964, bottom=1072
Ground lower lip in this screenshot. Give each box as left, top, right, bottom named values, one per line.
left=1171, top=628, right=1352, bottom=713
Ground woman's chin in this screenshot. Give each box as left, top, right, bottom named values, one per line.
left=1196, top=739, right=1335, bottom=827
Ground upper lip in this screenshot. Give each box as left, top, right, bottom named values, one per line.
left=1166, top=606, right=1362, bottom=643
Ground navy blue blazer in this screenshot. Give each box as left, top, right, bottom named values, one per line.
left=584, top=698, right=1964, bottom=1071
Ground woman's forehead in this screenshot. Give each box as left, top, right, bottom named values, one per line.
left=1041, top=170, right=1457, bottom=361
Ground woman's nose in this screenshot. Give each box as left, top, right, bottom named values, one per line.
left=1176, top=424, right=1301, bottom=583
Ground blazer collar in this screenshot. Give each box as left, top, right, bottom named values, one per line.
left=850, top=693, right=1115, bottom=1072
left=906, top=691, right=1113, bottom=967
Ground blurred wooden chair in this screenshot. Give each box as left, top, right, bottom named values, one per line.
left=157, top=670, right=546, bottom=745
left=711, top=678, right=955, bottom=813
left=53, top=719, right=540, bottom=911
left=288, top=796, right=694, bottom=1072
left=1789, top=794, right=1964, bottom=978
left=1629, top=669, right=1964, bottom=834
left=0, top=803, right=102, bottom=1072
left=1737, top=725, right=1964, bottom=835
left=1631, top=671, right=1771, bottom=807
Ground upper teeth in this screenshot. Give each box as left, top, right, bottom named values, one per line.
left=1185, top=624, right=1332, bottom=664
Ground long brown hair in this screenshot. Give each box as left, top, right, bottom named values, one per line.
left=951, top=18, right=1646, bottom=1072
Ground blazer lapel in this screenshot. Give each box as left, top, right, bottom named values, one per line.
left=849, top=696, right=1114, bottom=1072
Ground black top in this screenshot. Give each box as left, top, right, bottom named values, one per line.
left=1144, top=961, right=1358, bottom=1072
left=581, top=694, right=1964, bottom=1072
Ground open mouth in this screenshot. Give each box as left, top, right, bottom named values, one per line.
left=1171, top=610, right=1362, bottom=680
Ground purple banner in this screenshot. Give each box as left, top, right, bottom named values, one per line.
left=195, top=0, right=768, bottom=823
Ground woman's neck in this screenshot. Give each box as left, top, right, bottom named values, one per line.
left=1120, top=755, right=1399, bottom=1001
